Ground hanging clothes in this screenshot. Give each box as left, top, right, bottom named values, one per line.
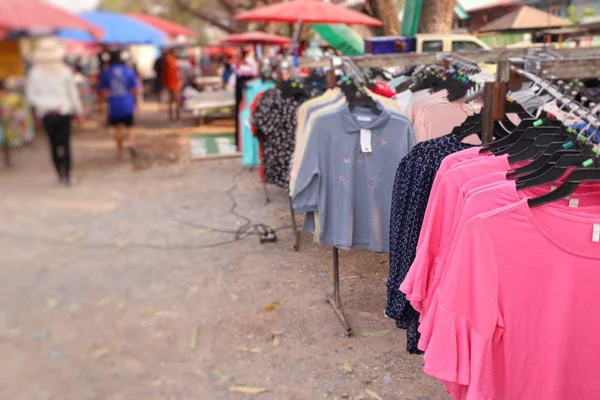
left=387, top=136, right=475, bottom=353
left=252, top=88, right=304, bottom=189
left=292, top=102, right=416, bottom=252
left=240, top=78, right=275, bottom=167
left=405, top=158, right=600, bottom=399
left=392, top=75, right=600, bottom=397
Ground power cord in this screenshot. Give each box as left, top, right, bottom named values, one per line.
left=161, top=169, right=292, bottom=244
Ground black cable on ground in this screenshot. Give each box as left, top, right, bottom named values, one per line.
left=161, top=168, right=293, bottom=244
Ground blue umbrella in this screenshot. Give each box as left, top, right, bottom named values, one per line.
left=59, top=11, right=165, bottom=45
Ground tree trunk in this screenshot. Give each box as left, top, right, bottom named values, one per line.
left=418, top=0, right=454, bottom=34
left=368, top=0, right=400, bottom=36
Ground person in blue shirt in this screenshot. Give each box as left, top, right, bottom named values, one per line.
left=221, top=58, right=234, bottom=89
left=99, top=50, right=138, bottom=159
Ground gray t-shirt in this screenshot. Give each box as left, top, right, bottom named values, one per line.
left=292, top=104, right=416, bottom=252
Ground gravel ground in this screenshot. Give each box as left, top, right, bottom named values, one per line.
left=0, top=115, right=448, bottom=400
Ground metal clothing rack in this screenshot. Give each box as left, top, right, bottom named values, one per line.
left=304, top=52, right=495, bottom=336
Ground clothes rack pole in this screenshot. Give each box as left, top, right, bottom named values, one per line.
left=289, top=196, right=299, bottom=251
left=326, top=246, right=353, bottom=336
left=263, top=183, right=270, bottom=204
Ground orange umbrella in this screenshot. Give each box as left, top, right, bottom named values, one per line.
left=236, top=0, right=382, bottom=26
left=219, top=31, right=292, bottom=46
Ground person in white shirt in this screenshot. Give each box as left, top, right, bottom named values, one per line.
left=25, top=38, right=84, bottom=186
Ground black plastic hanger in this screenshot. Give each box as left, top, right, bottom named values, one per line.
left=498, top=124, right=566, bottom=156
left=483, top=117, right=562, bottom=154
left=349, top=93, right=382, bottom=115
left=508, top=134, right=570, bottom=164
left=516, top=153, right=595, bottom=190
left=506, top=143, right=580, bottom=180
left=528, top=158, right=600, bottom=207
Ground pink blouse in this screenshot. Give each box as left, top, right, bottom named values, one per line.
left=423, top=200, right=600, bottom=399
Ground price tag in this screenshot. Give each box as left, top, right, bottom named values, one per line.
left=569, top=198, right=579, bottom=208
left=593, top=224, right=600, bottom=243
left=360, top=129, right=372, bottom=153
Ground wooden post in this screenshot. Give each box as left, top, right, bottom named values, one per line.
left=482, top=82, right=495, bottom=144
left=325, top=68, right=337, bottom=90
left=482, top=60, right=510, bottom=144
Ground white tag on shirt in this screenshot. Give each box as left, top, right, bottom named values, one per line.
left=360, top=129, right=372, bottom=153
left=593, top=224, right=600, bottom=243
left=569, top=198, right=580, bottom=208
left=357, top=116, right=372, bottom=122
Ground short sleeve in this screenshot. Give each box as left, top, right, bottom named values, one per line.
left=406, top=120, right=417, bottom=152
left=422, top=216, right=501, bottom=399
left=400, top=168, right=459, bottom=312
left=292, top=122, right=322, bottom=213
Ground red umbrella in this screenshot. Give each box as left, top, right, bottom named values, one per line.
left=128, top=13, right=197, bottom=38
left=219, top=31, right=292, bottom=46
left=0, top=0, right=103, bottom=40
left=235, top=0, right=382, bottom=26
left=63, top=39, right=103, bottom=57
left=202, top=45, right=239, bottom=58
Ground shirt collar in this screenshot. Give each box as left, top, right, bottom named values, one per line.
left=340, top=102, right=391, bottom=134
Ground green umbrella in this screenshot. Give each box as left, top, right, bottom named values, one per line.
left=311, top=24, right=364, bottom=56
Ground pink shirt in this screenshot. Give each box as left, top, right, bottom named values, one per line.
left=403, top=155, right=511, bottom=305
left=405, top=158, right=600, bottom=317
left=423, top=199, right=600, bottom=400
left=417, top=179, right=600, bottom=350
left=415, top=147, right=484, bottom=252
left=409, top=91, right=481, bottom=142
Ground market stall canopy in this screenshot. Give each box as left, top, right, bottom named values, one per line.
left=478, top=5, right=572, bottom=32
left=59, top=11, right=165, bottom=45
left=235, top=0, right=382, bottom=26
left=0, top=0, right=103, bottom=40
left=202, top=45, right=239, bottom=58
left=219, top=31, right=292, bottom=46
left=127, top=13, right=197, bottom=38
left=312, top=24, right=364, bottom=56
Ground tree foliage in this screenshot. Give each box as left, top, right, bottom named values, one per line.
left=566, top=5, right=596, bottom=26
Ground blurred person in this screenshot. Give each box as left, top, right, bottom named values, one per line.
left=177, top=49, right=194, bottom=86
left=25, top=37, right=84, bottom=186
left=221, top=58, right=234, bottom=90
left=162, top=47, right=181, bottom=121
left=153, top=50, right=165, bottom=103
left=98, top=49, right=138, bottom=160
left=233, top=49, right=257, bottom=149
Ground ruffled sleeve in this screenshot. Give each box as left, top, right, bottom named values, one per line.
left=400, top=242, right=437, bottom=314
left=401, top=166, right=460, bottom=313
left=421, top=216, right=502, bottom=400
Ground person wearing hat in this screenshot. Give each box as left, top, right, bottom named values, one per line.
left=25, top=37, right=84, bottom=186
left=98, top=49, right=138, bottom=159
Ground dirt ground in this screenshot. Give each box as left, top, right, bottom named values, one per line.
left=0, top=106, right=448, bottom=400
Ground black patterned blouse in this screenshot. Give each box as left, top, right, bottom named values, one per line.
left=253, top=88, right=305, bottom=189
left=387, top=136, right=474, bottom=354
